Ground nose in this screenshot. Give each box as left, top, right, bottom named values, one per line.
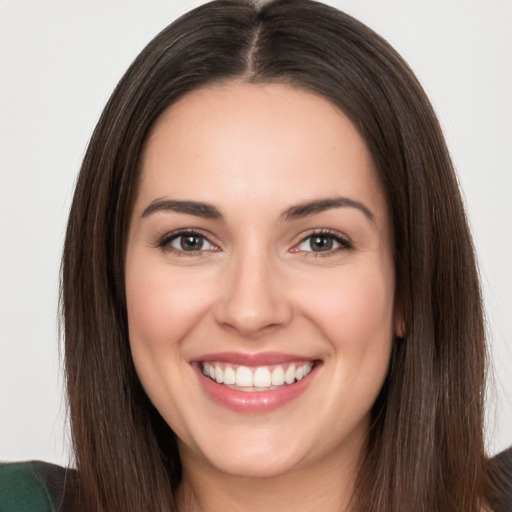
left=213, top=249, right=294, bottom=338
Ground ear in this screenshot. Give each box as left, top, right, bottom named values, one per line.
left=395, top=318, right=405, bottom=338
left=393, top=300, right=405, bottom=339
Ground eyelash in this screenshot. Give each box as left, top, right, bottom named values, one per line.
left=155, top=228, right=353, bottom=257
left=292, top=229, right=353, bottom=257
left=155, top=228, right=218, bottom=256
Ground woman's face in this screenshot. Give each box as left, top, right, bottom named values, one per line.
left=125, top=82, right=399, bottom=479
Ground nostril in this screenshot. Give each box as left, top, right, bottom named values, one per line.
left=213, top=297, right=293, bottom=337
left=212, top=258, right=294, bottom=335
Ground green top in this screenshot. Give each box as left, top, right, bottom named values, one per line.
left=0, top=461, right=72, bottom=512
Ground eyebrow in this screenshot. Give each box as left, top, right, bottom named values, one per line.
left=140, top=196, right=375, bottom=223
left=141, top=199, right=223, bottom=219
left=281, top=197, right=375, bottom=223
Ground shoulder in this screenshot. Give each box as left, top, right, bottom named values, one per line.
left=488, top=446, right=512, bottom=512
left=0, top=461, right=77, bottom=512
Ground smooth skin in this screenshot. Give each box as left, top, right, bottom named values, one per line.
left=125, top=82, right=401, bottom=512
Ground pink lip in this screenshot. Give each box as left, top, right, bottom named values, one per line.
left=191, top=351, right=313, bottom=366
left=191, top=353, right=319, bottom=413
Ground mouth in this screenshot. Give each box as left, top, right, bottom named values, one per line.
left=201, top=361, right=314, bottom=392
left=192, top=353, right=320, bottom=413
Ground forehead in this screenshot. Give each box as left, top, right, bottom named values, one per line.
left=136, top=81, right=387, bottom=223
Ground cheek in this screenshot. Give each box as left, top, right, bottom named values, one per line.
left=125, top=257, right=213, bottom=352
left=298, top=261, right=395, bottom=351
left=124, top=257, right=217, bottom=426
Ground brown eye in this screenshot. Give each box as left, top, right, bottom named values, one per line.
left=175, top=234, right=204, bottom=251
left=161, top=232, right=216, bottom=253
left=295, top=232, right=352, bottom=254
left=309, top=235, right=334, bottom=252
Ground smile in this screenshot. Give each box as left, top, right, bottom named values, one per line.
left=201, top=361, right=314, bottom=391
left=193, top=354, right=319, bottom=413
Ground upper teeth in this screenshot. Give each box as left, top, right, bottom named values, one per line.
left=202, top=362, right=313, bottom=388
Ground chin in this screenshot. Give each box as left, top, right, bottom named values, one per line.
left=207, top=450, right=305, bottom=479
left=178, top=425, right=313, bottom=479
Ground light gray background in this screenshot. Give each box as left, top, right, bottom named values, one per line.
left=1, top=0, right=511, bottom=466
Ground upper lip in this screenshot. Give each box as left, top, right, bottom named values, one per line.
left=191, top=351, right=316, bottom=366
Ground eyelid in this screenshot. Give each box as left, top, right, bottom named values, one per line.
left=291, top=229, right=353, bottom=255
left=154, top=228, right=221, bottom=254
left=152, top=227, right=352, bottom=256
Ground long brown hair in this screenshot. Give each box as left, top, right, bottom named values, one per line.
left=62, top=1, right=492, bottom=510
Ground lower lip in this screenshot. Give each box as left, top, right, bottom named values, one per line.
left=193, top=364, right=318, bottom=413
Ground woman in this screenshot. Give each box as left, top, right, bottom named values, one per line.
left=1, top=1, right=510, bottom=511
